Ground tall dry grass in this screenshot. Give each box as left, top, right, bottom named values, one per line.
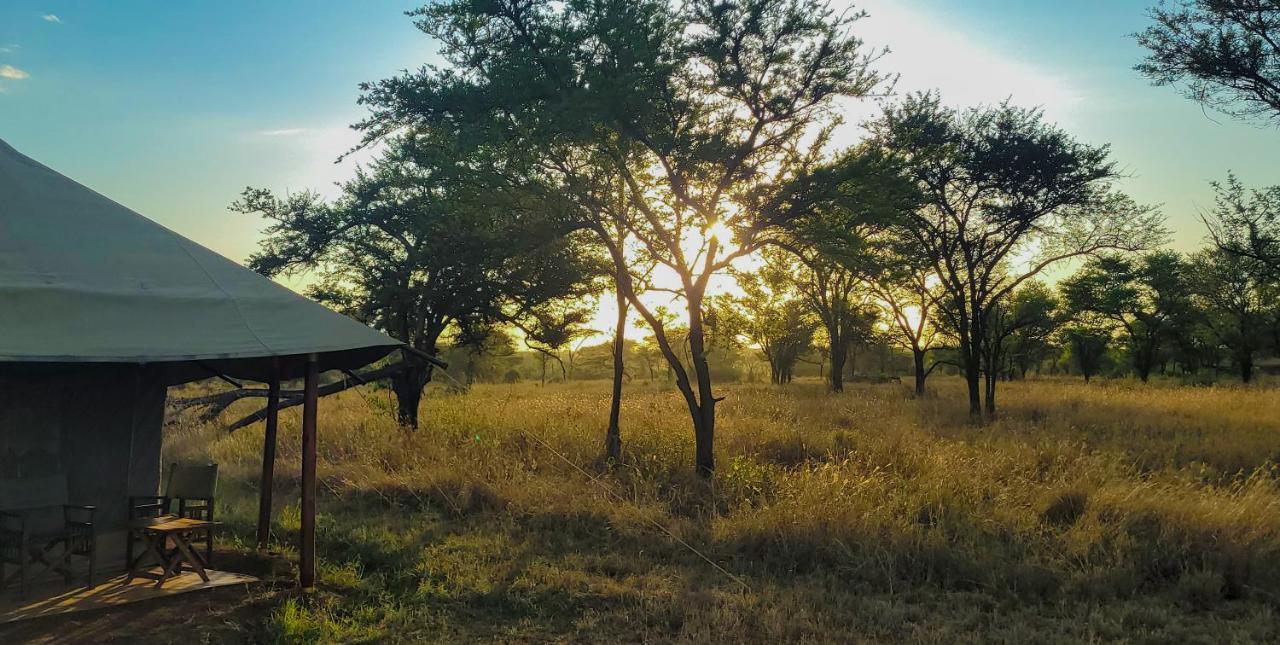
left=168, top=376, right=1280, bottom=642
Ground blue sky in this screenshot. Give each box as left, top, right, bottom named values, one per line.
left=1, top=0, right=1277, bottom=271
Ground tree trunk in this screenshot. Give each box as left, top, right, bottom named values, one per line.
left=829, top=341, right=846, bottom=394
left=961, top=338, right=982, bottom=418
left=912, top=349, right=926, bottom=396
left=1135, top=338, right=1155, bottom=383
left=982, top=343, right=997, bottom=417
left=966, top=363, right=982, bottom=416
left=687, top=291, right=717, bottom=477
left=984, top=369, right=997, bottom=416
left=605, top=287, right=626, bottom=463
left=1241, top=353, right=1254, bottom=383
left=390, top=360, right=433, bottom=430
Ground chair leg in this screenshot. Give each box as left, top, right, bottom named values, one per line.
left=19, top=547, right=27, bottom=599
left=63, top=542, right=71, bottom=587
left=87, top=543, right=95, bottom=588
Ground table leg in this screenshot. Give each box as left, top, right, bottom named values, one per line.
left=154, top=543, right=184, bottom=589
left=171, top=534, right=210, bottom=583
left=125, top=532, right=166, bottom=585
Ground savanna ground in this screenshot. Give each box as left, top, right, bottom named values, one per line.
left=10, top=376, right=1280, bottom=643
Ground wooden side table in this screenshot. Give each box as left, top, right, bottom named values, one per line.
left=124, top=516, right=221, bottom=589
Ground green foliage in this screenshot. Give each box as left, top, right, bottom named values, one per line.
left=869, top=91, right=1165, bottom=415
left=993, top=281, right=1063, bottom=380
left=1135, top=0, right=1280, bottom=122
left=1061, top=251, right=1194, bottom=381
left=718, top=263, right=819, bottom=384
left=232, top=135, right=608, bottom=424
left=354, top=0, right=895, bottom=473
left=234, top=138, right=603, bottom=351
left=1060, top=323, right=1113, bottom=382
left=1205, top=173, right=1280, bottom=274
left=1188, top=247, right=1278, bottom=382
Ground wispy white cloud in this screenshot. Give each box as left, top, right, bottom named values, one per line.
left=248, top=124, right=383, bottom=199
left=829, top=0, right=1088, bottom=139
left=260, top=128, right=312, bottom=137
left=42, top=14, right=61, bottom=24
left=0, top=65, right=30, bottom=80
left=0, top=44, right=18, bottom=54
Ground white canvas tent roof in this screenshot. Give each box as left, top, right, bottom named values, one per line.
left=0, top=138, right=401, bottom=383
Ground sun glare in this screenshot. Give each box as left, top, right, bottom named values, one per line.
left=707, top=221, right=733, bottom=244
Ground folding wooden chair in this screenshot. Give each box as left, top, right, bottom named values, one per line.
left=0, top=474, right=96, bottom=598
left=127, top=462, right=218, bottom=567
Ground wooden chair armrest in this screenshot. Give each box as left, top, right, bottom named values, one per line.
left=0, top=513, right=22, bottom=532
left=64, top=505, right=97, bottom=523
left=129, top=496, right=169, bottom=518
left=0, top=510, right=27, bottom=535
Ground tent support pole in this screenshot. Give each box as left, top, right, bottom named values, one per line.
left=256, top=360, right=281, bottom=552
left=300, top=354, right=319, bottom=590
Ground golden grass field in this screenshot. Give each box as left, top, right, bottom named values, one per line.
left=161, top=376, right=1280, bottom=642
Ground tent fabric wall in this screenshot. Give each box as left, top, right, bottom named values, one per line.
left=0, top=364, right=164, bottom=569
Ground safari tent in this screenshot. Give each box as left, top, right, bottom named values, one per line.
left=0, top=138, right=402, bottom=587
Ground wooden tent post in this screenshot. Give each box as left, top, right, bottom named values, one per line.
left=255, top=360, right=281, bottom=552
left=300, top=354, right=319, bottom=589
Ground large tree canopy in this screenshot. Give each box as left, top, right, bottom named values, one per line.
left=718, top=266, right=818, bottom=385
left=233, top=136, right=605, bottom=427
left=1061, top=251, right=1194, bottom=382
left=1188, top=247, right=1277, bottom=382
left=1135, top=0, right=1280, bottom=122
left=354, top=0, right=891, bottom=475
left=869, top=92, right=1165, bottom=417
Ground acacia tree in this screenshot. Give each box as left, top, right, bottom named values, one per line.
left=1060, top=251, right=1193, bottom=382
left=870, top=93, right=1164, bottom=418
left=357, top=0, right=890, bottom=475
left=233, top=136, right=603, bottom=428
left=1188, top=247, right=1274, bottom=382
left=1004, top=306, right=1062, bottom=379
left=1204, top=174, right=1280, bottom=273
left=517, top=302, right=598, bottom=384
left=452, top=323, right=517, bottom=386
left=759, top=246, right=876, bottom=392
left=772, top=147, right=919, bottom=391
left=859, top=240, right=944, bottom=395
left=719, top=266, right=818, bottom=384
left=1135, top=0, right=1280, bottom=122
left=982, top=281, right=1059, bottom=407
left=1061, top=323, right=1112, bottom=383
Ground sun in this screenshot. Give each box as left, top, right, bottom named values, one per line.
left=706, top=221, right=734, bottom=244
